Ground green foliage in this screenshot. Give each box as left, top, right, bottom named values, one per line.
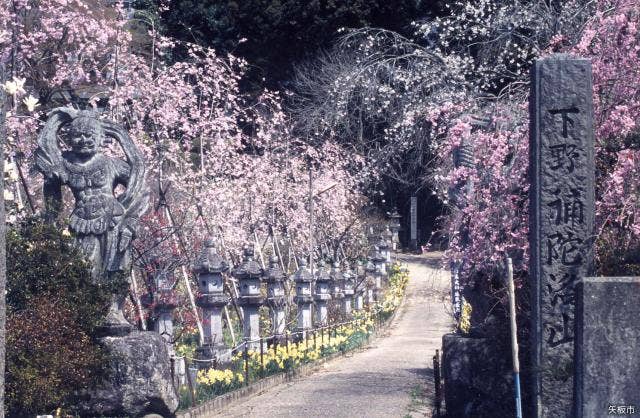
left=157, top=0, right=434, bottom=87
left=5, top=218, right=112, bottom=415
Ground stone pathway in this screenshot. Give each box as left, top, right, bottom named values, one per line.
left=216, top=253, right=453, bottom=418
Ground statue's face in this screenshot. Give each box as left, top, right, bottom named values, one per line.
left=66, top=117, right=103, bottom=157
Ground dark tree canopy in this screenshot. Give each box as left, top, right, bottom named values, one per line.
left=156, top=0, right=438, bottom=88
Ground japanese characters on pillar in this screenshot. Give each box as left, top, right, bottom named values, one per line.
left=529, top=55, right=595, bottom=418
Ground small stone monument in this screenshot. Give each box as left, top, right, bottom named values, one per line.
left=35, top=108, right=178, bottom=415
left=264, top=256, right=287, bottom=337
left=193, top=239, right=230, bottom=363
left=574, top=277, right=640, bottom=417
left=293, top=258, right=314, bottom=335
left=529, top=55, right=595, bottom=417
left=314, top=260, right=332, bottom=325
left=233, top=246, right=264, bottom=350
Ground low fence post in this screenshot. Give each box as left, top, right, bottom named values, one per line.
left=185, top=357, right=196, bottom=407
left=243, top=338, right=249, bottom=386
left=433, top=349, right=442, bottom=417
left=260, top=337, right=265, bottom=377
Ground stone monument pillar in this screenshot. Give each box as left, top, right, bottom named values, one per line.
left=264, top=256, right=287, bottom=337
left=314, top=260, right=332, bottom=325
left=193, top=239, right=230, bottom=363
left=410, top=195, right=418, bottom=251
left=529, top=55, right=595, bottom=417
left=234, top=246, right=264, bottom=350
left=293, top=258, right=314, bottom=336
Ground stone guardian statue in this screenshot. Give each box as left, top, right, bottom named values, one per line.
left=35, top=107, right=149, bottom=335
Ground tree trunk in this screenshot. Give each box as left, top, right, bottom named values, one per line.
left=0, top=63, right=8, bottom=418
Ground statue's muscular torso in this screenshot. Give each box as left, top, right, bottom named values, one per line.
left=61, top=152, right=131, bottom=235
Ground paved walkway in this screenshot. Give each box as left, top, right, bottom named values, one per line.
left=217, top=253, right=453, bottom=418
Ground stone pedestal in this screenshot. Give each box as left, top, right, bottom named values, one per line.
left=574, top=277, right=640, bottom=417
left=153, top=291, right=177, bottom=356
left=265, top=256, right=287, bottom=336
left=76, top=332, right=178, bottom=417
left=330, top=262, right=345, bottom=315
left=293, top=258, right=314, bottom=336
left=314, top=262, right=332, bottom=325
left=354, top=293, right=364, bottom=311
left=343, top=267, right=355, bottom=316
left=234, top=246, right=264, bottom=350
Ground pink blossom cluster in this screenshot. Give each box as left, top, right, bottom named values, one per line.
left=436, top=0, right=640, bottom=281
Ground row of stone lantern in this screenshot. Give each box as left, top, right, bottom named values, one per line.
left=149, top=236, right=389, bottom=365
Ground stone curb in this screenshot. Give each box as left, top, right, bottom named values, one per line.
left=176, top=269, right=408, bottom=418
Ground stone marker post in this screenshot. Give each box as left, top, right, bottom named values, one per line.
left=410, top=196, right=418, bottom=250
left=293, top=258, right=314, bottom=337
left=193, top=239, right=230, bottom=362
left=234, top=246, right=264, bottom=350
left=529, top=55, right=595, bottom=417
left=314, top=260, right=332, bottom=325
left=265, top=256, right=287, bottom=337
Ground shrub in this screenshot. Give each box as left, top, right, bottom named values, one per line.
left=5, top=218, right=112, bottom=416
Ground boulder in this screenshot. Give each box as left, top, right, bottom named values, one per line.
left=76, top=331, right=179, bottom=417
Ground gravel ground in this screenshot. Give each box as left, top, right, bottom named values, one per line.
left=216, top=253, right=453, bottom=418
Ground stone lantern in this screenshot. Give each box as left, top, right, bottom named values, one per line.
left=154, top=282, right=178, bottom=353
left=353, top=261, right=365, bottom=311
left=293, top=258, right=314, bottom=336
left=382, top=226, right=394, bottom=261
left=193, top=239, right=230, bottom=362
left=233, top=246, right=264, bottom=349
left=314, top=260, right=332, bottom=325
left=370, top=244, right=387, bottom=277
left=389, top=209, right=402, bottom=251
left=365, top=260, right=377, bottom=305
left=378, top=233, right=392, bottom=266
left=141, top=257, right=178, bottom=354
left=342, top=266, right=355, bottom=315
left=264, top=256, right=286, bottom=337
left=330, top=261, right=345, bottom=314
